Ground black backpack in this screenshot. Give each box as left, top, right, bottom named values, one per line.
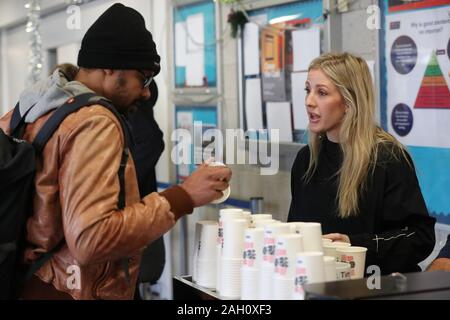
left=0, top=92, right=131, bottom=299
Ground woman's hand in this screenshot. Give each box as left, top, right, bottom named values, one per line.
left=323, top=233, right=350, bottom=244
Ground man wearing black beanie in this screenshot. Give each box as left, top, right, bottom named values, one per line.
left=0, top=3, right=231, bottom=300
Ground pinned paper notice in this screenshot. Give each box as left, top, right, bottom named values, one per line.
left=292, top=27, right=321, bottom=72
left=245, top=78, right=264, bottom=130
left=244, top=22, right=260, bottom=76
left=266, top=102, right=293, bottom=142
left=175, top=22, right=187, bottom=67
left=186, top=13, right=205, bottom=86
left=291, top=72, right=309, bottom=130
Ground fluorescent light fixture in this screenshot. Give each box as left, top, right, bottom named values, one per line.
left=269, top=14, right=302, bottom=25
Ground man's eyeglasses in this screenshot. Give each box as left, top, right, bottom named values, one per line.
left=137, top=70, right=153, bottom=89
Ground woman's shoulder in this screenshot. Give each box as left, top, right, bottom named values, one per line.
left=292, top=144, right=310, bottom=171
left=295, top=144, right=310, bottom=161
left=375, top=141, right=412, bottom=170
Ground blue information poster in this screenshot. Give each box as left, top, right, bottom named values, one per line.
left=381, top=0, right=450, bottom=223
left=174, top=1, right=217, bottom=88
left=174, top=106, right=217, bottom=183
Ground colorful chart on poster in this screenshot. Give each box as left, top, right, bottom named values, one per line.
left=385, top=4, right=450, bottom=147
left=383, top=1, right=450, bottom=223
left=414, top=51, right=450, bottom=109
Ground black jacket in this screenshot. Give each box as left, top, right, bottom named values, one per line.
left=288, top=138, right=436, bottom=275
left=127, top=81, right=166, bottom=284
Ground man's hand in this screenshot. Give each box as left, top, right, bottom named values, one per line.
left=180, top=164, right=232, bottom=207
left=323, top=233, right=350, bottom=244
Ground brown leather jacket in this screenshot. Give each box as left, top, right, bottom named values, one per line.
left=0, top=105, right=193, bottom=300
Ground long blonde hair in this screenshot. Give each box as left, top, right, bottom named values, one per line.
left=304, top=52, right=407, bottom=218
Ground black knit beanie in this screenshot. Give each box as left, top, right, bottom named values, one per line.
left=77, top=3, right=160, bottom=75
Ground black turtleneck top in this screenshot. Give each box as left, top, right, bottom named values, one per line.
left=288, top=138, right=436, bottom=274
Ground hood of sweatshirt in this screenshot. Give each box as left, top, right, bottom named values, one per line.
left=19, top=68, right=95, bottom=123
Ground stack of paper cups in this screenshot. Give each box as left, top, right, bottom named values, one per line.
left=216, top=209, right=243, bottom=293
left=273, top=233, right=304, bottom=300
left=293, top=251, right=326, bottom=300
left=241, top=227, right=264, bottom=300
left=195, top=221, right=219, bottom=289
left=299, top=222, right=324, bottom=253
left=259, top=223, right=291, bottom=300
left=252, top=219, right=279, bottom=228
left=220, top=219, right=248, bottom=298
left=250, top=214, right=273, bottom=227
left=192, top=220, right=217, bottom=283
left=335, top=261, right=352, bottom=281
left=323, top=241, right=351, bottom=262
left=192, top=221, right=202, bottom=283
left=323, top=256, right=337, bottom=282
left=288, top=222, right=306, bottom=234
left=336, top=246, right=368, bottom=279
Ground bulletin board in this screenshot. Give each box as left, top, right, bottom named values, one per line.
left=174, top=106, right=218, bottom=183
left=173, top=1, right=217, bottom=88
left=380, top=0, right=450, bottom=224
left=239, top=0, right=324, bottom=144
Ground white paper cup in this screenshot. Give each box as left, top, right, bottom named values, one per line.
left=198, top=221, right=219, bottom=259
left=336, top=246, right=368, bottom=279
left=323, top=241, right=352, bottom=261
left=273, top=275, right=295, bottom=300
left=298, top=222, right=323, bottom=252
left=295, top=251, right=326, bottom=284
left=252, top=219, right=279, bottom=228
left=262, top=223, right=292, bottom=264
left=242, top=228, right=264, bottom=268
left=274, top=233, right=303, bottom=278
left=335, top=261, right=352, bottom=281
left=240, top=267, right=260, bottom=300
left=209, top=162, right=231, bottom=204
left=219, top=208, right=243, bottom=216
left=323, top=256, right=337, bottom=282
left=222, top=219, right=248, bottom=258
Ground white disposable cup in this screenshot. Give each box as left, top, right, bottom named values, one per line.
left=262, top=223, right=292, bottom=264
left=219, top=208, right=243, bottom=216
left=222, top=219, right=247, bottom=259
left=298, top=222, right=323, bottom=252
left=273, top=275, right=295, bottom=300
left=336, top=246, right=368, bottom=279
left=288, top=222, right=306, bottom=234
left=193, top=220, right=217, bottom=282
left=335, top=261, right=352, bottom=281
left=295, top=251, right=326, bottom=284
left=209, top=162, right=231, bottom=204
left=252, top=219, right=279, bottom=228
left=323, top=256, right=337, bottom=282
left=274, top=233, right=303, bottom=278
left=242, top=227, right=264, bottom=268
left=324, top=241, right=351, bottom=260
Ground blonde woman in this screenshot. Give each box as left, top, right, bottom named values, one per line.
left=288, top=52, right=435, bottom=275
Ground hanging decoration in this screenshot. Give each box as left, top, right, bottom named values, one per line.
left=216, top=0, right=248, bottom=38
left=25, top=0, right=43, bottom=85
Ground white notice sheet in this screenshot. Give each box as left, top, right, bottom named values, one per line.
left=291, top=72, right=309, bottom=130
left=266, top=101, right=293, bottom=142
left=292, top=27, right=320, bottom=72
left=243, top=22, right=260, bottom=76
left=245, top=78, right=264, bottom=130
left=186, top=13, right=205, bottom=86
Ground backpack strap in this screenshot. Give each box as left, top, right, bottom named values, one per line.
left=10, top=103, right=33, bottom=139
left=24, top=92, right=132, bottom=284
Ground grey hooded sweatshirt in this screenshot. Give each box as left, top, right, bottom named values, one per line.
left=19, top=69, right=95, bottom=123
